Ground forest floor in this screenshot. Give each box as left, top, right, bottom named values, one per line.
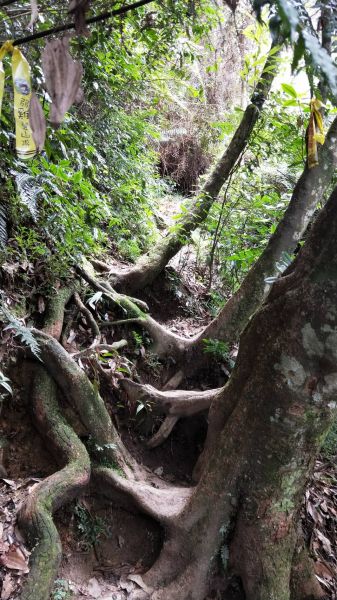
left=0, top=197, right=337, bottom=599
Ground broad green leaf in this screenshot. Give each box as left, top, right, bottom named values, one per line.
left=281, top=83, right=297, bottom=98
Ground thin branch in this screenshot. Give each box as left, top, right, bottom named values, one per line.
left=4, top=0, right=155, bottom=46
left=71, top=340, right=127, bottom=358
left=74, top=291, right=100, bottom=340
left=100, top=318, right=144, bottom=327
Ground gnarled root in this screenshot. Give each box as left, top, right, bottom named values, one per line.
left=147, top=416, right=179, bottom=448
left=138, top=315, right=192, bottom=359
left=121, top=379, right=222, bottom=447
left=93, top=466, right=213, bottom=600
left=93, top=466, right=192, bottom=525
left=121, top=379, right=221, bottom=417
left=77, top=263, right=149, bottom=316
left=78, top=260, right=193, bottom=361
left=31, top=328, right=139, bottom=478
left=18, top=367, right=90, bottom=600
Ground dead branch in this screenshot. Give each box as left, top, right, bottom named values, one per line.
left=73, top=290, right=100, bottom=340
left=71, top=340, right=127, bottom=358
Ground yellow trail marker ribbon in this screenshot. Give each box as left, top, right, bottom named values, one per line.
left=307, top=97, right=325, bottom=169
left=0, top=41, right=36, bottom=160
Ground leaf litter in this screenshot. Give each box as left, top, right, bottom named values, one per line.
left=303, top=457, right=337, bottom=599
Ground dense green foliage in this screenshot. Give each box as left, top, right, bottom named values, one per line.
left=0, top=0, right=336, bottom=303
left=0, top=0, right=218, bottom=286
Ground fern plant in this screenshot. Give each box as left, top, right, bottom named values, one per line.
left=203, top=338, right=230, bottom=361
left=12, top=171, right=43, bottom=222
left=0, top=370, right=12, bottom=396
left=0, top=302, right=41, bottom=359
left=0, top=204, right=7, bottom=249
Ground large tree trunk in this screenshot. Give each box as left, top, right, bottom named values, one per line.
left=111, top=41, right=281, bottom=293
left=140, top=113, right=337, bottom=376
left=188, top=112, right=337, bottom=360
left=129, top=182, right=337, bottom=600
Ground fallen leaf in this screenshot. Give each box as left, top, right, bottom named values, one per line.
left=0, top=545, right=29, bottom=573
left=314, top=560, right=334, bottom=579
left=1, top=479, right=16, bottom=488
left=1, top=573, right=15, bottom=600
left=316, top=529, right=332, bottom=555
left=128, top=574, right=154, bottom=594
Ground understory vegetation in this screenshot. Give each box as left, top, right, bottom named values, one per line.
left=1, top=0, right=337, bottom=599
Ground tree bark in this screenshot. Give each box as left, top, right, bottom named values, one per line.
left=19, top=369, right=91, bottom=600
left=121, top=378, right=222, bottom=417
left=18, top=289, right=91, bottom=600
left=144, top=112, right=337, bottom=375
left=111, top=41, right=281, bottom=293
left=131, top=182, right=337, bottom=600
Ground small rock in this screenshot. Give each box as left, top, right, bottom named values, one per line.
left=120, top=579, right=134, bottom=593
left=154, top=466, right=163, bottom=476
left=87, top=577, right=102, bottom=599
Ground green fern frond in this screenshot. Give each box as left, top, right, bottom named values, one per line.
left=0, top=205, right=7, bottom=249
left=12, top=171, right=43, bottom=222
left=0, top=370, right=12, bottom=395
left=0, top=303, right=41, bottom=360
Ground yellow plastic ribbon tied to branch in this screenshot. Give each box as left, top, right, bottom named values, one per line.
left=0, top=41, right=36, bottom=160
left=307, top=97, right=325, bottom=169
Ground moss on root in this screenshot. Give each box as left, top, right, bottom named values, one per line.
left=19, top=367, right=90, bottom=600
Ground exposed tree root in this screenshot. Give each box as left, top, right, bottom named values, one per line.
left=93, top=466, right=192, bottom=525
left=18, top=367, right=90, bottom=600
left=121, top=379, right=222, bottom=447
left=147, top=416, right=179, bottom=448
left=31, top=328, right=139, bottom=478
left=43, top=286, right=74, bottom=340
left=77, top=263, right=149, bottom=316
left=77, top=262, right=191, bottom=361
left=17, top=289, right=91, bottom=599
left=121, top=379, right=221, bottom=417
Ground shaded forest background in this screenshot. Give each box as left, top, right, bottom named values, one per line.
left=1, top=0, right=337, bottom=599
